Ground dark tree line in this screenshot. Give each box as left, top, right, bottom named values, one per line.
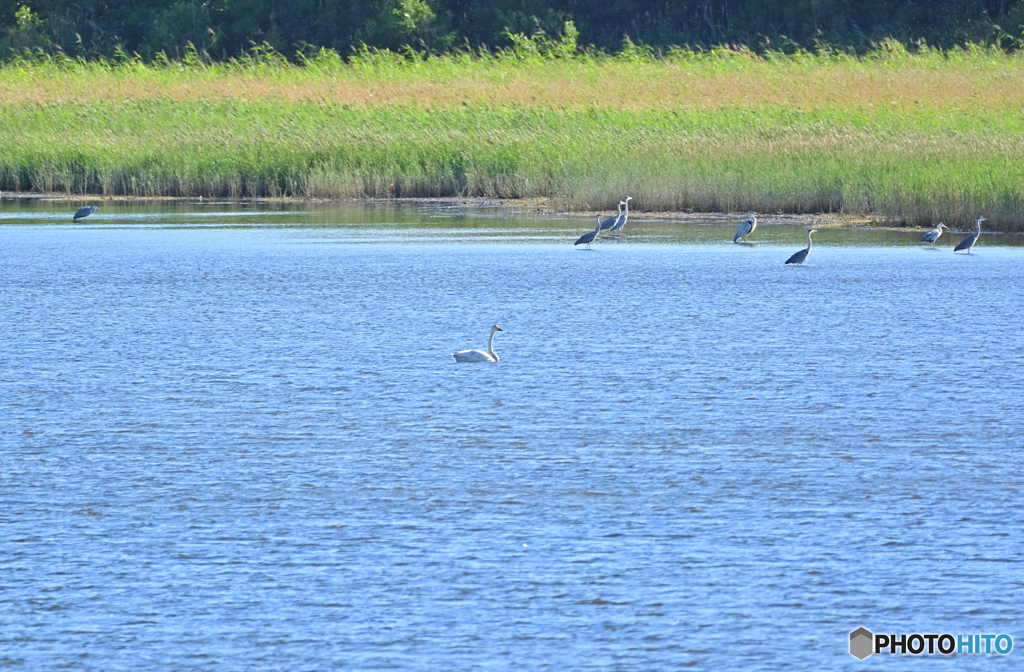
left=3, top=0, right=1024, bottom=61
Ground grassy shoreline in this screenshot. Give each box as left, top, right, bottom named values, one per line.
left=2, top=46, right=1023, bottom=230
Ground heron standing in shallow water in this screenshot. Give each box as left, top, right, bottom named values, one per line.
left=954, top=217, right=986, bottom=254
left=921, top=222, right=947, bottom=249
left=733, top=212, right=758, bottom=243
left=575, top=215, right=603, bottom=249
left=785, top=229, right=817, bottom=265
left=599, top=202, right=624, bottom=235
left=73, top=205, right=99, bottom=221
left=609, top=196, right=633, bottom=234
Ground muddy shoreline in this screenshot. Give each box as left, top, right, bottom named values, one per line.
left=0, top=192, right=967, bottom=232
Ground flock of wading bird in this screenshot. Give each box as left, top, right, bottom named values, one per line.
left=67, top=204, right=987, bottom=365
left=458, top=209, right=988, bottom=363
left=574, top=200, right=989, bottom=262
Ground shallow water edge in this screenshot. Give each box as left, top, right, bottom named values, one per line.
left=4, top=193, right=1022, bottom=234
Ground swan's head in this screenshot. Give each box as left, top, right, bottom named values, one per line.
left=491, top=325, right=502, bottom=332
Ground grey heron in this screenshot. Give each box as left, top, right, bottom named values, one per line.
left=575, top=215, right=603, bottom=249
left=785, top=229, right=817, bottom=265
left=733, top=212, right=758, bottom=243
left=609, top=196, right=633, bottom=233
left=954, top=217, right=986, bottom=254
left=452, top=325, right=502, bottom=363
left=599, top=202, right=624, bottom=233
left=920, top=222, right=947, bottom=249
left=73, top=205, right=99, bottom=221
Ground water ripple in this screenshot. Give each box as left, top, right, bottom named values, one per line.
left=1, top=205, right=1022, bottom=670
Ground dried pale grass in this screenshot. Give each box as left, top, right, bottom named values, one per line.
left=2, top=51, right=1024, bottom=229
left=2, top=55, right=1024, bottom=113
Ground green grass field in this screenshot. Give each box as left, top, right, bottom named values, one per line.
left=2, top=44, right=1023, bottom=230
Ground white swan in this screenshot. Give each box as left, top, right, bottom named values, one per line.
left=452, top=325, right=502, bottom=363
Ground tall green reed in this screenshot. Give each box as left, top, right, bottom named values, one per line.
left=2, top=41, right=1024, bottom=230
left=1, top=101, right=1021, bottom=230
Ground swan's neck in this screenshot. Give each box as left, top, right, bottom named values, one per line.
left=487, top=330, right=497, bottom=359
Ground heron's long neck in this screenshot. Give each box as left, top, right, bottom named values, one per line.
left=807, top=231, right=814, bottom=249
left=622, top=200, right=629, bottom=220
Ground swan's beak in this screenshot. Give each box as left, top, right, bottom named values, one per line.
left=495, top=326, right=502, bottom=331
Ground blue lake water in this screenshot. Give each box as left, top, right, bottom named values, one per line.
left=1, top=201, right=1022, bottom=669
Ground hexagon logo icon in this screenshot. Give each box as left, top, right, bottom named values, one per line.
left=850, top=627, right=874, bottom=660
